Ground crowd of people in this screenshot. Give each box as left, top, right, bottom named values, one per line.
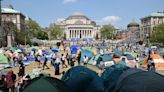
left=0, top=41, right=163, bottom=92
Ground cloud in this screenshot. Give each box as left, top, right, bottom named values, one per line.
left=98, top=16, right=121, bottom=25
left=55, top=18, right=65, bottom=23
left=63, top=0, right=77, bottom=3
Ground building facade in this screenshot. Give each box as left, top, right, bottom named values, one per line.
left=0, top=5, right=26, bottom=47
left=140, top=11, right=164, bottom=40
left=56, top=13, right=100, bottom=40
left=1, top=6, right=26, bottom=30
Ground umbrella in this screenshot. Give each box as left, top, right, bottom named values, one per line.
left=51, top=48, right=59, bottom=53
left=22, top=76, right=71, bottom=92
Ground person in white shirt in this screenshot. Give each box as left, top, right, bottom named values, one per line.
left=83, top=55, right=88, bottom=66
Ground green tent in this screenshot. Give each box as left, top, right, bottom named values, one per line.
left=22, top=76, right=71, bottom=92
left=0, top=53, right=8, bottom=64
left=124, top=52, right=137, bottom=58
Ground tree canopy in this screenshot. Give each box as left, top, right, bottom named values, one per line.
left=100, top=25, right=116, bottom=39
left=150, top=24, right=164, bottom=45
left=46, top=23, right=64, bottom=40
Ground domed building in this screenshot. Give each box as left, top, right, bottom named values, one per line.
left=56, top=13, right=100, bottom=40
left=127, top=19, right=140, bottom=32
left=127, top=19, right=140, bottom=42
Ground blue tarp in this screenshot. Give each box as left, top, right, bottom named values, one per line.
left=71, top=38, right=81, bottom=41
left=62, top=66, right=104, bottom=92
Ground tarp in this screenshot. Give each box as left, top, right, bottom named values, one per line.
left=62, top=66, right=104, bottom=92
left=101, top=64, right=130, bottom=92
left=114, top=69, right=164, bottom=92
left=21, top=76, right=71, bottom=92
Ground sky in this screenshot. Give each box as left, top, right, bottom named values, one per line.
left=2, top=0, right=164, bottom=29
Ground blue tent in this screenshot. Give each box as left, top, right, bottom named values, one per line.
left=71, top=46, right=81, bottom=54
left=62, top=66, right=104, bottom=92
left=51, top=48, right=59, bottom=53
left=80, top=50, right=94, bottom=62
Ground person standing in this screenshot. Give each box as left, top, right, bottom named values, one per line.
left=6, top=70, right=16, bottom=92
left=54, top=58, right=60, bottom=75
left=43, top=57, right=50, bottom=70
left=18, top=63, right=25, bottom=77
left=83, top=55, right=88, bottom=66
left=66, top=53, right=70, bottom=65
left=77, top=52, right=81, bottom=65
left=61, top=54, right=67, bottom=68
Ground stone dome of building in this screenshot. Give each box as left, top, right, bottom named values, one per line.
left=67, top=12, right=89, bottom=20
left=127, top=19, right=139, bottom=27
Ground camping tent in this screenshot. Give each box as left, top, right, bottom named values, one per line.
left=119, top=55, right=137, bottom=68
left=114, top=69, right=164, bottom=92
left=101, top=64, right=130, bottom=92
left=88, top=55, right=100, bottom=65
left=62, top=66, right=104, bottom=92
left=21, top=75, right=71, bottom=92
left=71, top=45, right=81, bottom=54
left=97, top=54, right=114, bottom=67
left=80, top=50, right=94, bottom=62
left=0, top=53, right=9, bottom=70
left=142, top=54, right=164, bottom=68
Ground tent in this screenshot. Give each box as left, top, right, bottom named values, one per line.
left=88, top=55, right=100, bottom=65
left=124, top=52, right=137, bottom=58
left=114, top=69, right=164, bottom=92
left=101, top=64, right=130, bottom=92
left=142, top=54, right=164, bottom=68
left=0, top=53, right=9, bottom=70
left=119, top=55, right=137, bottom=68
left=62, top=66, right=104, bottom=92
left=51, top=48, right=59, bottom=53
left=112, top=49, right=123, bottom=57
left=97, top=54, right=114, bottom=67
left=21, top=75, right=70, bottom=92
left=80, top=50, right=94, bottom=62
left=71, top=45, right=81, bottom=54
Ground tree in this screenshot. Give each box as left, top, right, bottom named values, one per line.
left=26, top=20, right=48, bottom=40
left=46, top=23, right=64, bottom=40
left=150, top=24, right=164, bottom=45
left=2, top=21, right=17, bottom=47
left=100, top=25, right=116, bottom=39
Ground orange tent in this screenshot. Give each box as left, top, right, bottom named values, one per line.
left=142, top=54, right=164, bottom=68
